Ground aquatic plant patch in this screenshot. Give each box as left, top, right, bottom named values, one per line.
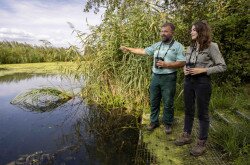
left=11, top=87, right=72, bottom=112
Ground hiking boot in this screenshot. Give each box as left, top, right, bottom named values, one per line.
left=190, top=139, right=206, bottom=156
left=174, top=132, right=192, bottom=146
left=146, top=123, right=159, bottom=131
left=165, top=125, right=172, bottom=134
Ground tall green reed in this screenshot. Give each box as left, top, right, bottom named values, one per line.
left=0, top=41, right=81, bottom=64
left=72, top=3, right=177, bottom=116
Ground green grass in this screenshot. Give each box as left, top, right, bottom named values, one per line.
left=210, top=122, right=250, bottom=165
left=210, top=84, right=250, bottom=112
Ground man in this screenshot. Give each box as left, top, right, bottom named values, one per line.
left=120, top=22, right=185, bottom=134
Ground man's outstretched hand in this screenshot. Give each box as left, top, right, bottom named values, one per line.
left=120, top=46, right=130, bottom=53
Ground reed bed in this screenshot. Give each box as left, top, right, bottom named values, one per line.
left=0, top=41, right=81, bottom=64
left=70, top=3, right=169, bottom=116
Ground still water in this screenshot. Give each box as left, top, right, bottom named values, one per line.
left=0, top=73, right=139, bottom=165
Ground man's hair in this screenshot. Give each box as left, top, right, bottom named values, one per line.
left=192, top=20, right=212, bottom=51
left=161, top=22, right=175, bottom=32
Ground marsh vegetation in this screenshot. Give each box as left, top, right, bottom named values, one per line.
left=0, top=0, right=249, bottom=164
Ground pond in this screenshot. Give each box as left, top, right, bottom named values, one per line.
left=0, top=73, right=141, bottom=165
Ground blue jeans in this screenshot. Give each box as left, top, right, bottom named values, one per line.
left=149, top=72, right=177, bottom=126
left=184, top=74, right=211, bottom=140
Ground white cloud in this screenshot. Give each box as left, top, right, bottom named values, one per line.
left=0, top=0, right=103, bottom=47
left=0, top=28, right=36, bottom=42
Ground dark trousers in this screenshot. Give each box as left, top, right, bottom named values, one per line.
left=184, top=75, right=211, bottom=140
left=149, top=72, right=177, bottom=126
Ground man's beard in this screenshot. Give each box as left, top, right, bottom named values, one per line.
left=161, top=35, right=172, bottom=43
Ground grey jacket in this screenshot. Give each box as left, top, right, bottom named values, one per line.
left=185, top=42, right=227, bottom=75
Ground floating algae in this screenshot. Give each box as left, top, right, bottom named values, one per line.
left=10, top=87, right=72, bottom=112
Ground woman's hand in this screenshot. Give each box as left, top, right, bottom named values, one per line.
left=188, top=68, right=207, bottom=75
left=183, top=66, right=189, bottom=75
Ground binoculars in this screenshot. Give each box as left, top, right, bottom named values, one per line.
left=186, top=62, right=196, bottom=68
left=155, top=57, right=164, bottom=69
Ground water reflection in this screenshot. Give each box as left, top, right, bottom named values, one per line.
left=8, top=103, right=141, bottom=165
left=71, top=105, right=139, bottom=164
left=0, top=67, right=8, bottom=71
left=0, top=72, right=49, bottom=83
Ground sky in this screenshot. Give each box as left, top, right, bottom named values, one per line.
left=0, top=0, right=103, bottom=48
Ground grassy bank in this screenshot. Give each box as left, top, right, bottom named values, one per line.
left=141, top=84, right=250, bottom=165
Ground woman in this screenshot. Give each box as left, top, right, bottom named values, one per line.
left=174, top=20, right=226, bottom=156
